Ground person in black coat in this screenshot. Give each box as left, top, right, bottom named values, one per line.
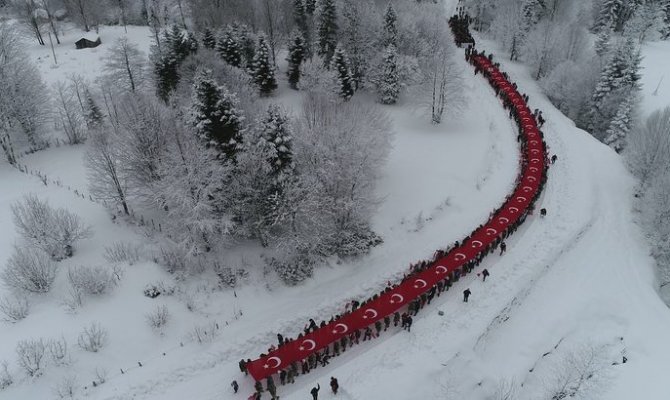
left=330, top=377, right=339, bottom=394
left=463, top=288, right=471, bottom=302
left=231, top=380, right=238, bottom=393
left=311, top=383, right=321, bottom=400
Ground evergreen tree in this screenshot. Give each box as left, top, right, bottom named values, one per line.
left=287, top=32, right=307, bottom=90
left=154, top=25, right=198, bottom=101
left=258, top=105, right=294, bottom=178
left=317, top=0, right=338, bottom=66
left=342, top=0, right=367, bottom=89
left=332, top=46, right=355, bottom=100
left=85, top=89, right=104, bottom=131
left=594, top=0, right=624, bottom=32
left=217, top=25, right=243, bottom=68
left=155, top=55, right=180, bottom=101
left=294, top=0, right=309, bottom=39
left=589, top=37, right=642, bottom=138
left=604, top=95, right=635, bottom=152
left=189, top=69, right=245, bottom=160
left=235, top=23, right=257, bottom=70
left=202, top=27, right=216, bottom=49
left=662, top=0, right=670, bottom=39
left=594, top=29, right=611, bottom=56
left=378, top=45, right=399, bottom=105
left=305, top=0, right=316, bottom=15
left=251, top=34, right=278, bottom=96
left=382, top=3, right=398, bottom=48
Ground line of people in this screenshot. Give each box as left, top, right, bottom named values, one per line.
left=238, top=12, right=552, bottom=398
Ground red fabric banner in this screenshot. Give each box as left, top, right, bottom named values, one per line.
left=246, top=55, right=547, bottom=382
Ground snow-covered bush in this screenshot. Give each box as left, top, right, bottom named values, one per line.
left=11, top=195, right=92, bottom=260
left=298, top=56, right=337, bottom=93
left=77, top=323, right=108, bottom=353
left=0, top=361, right=12, bottom=390
left=143, top=285, right=161, bottom=299
left=47, top=337, right=69, bottom=366
left=145, top=305, right=170, bottom=331
left=15, top=338, right=46, bottom=377
left=271, top=256, right=314, bottom=286
left=1, top=247, right=57, bottom=293
left=67, top=265, right=116, bottom=296
left=103, top=241, right=142, bottom=265
left=0, top=294, right=30, bottom=322
left=53, top=375, right=77, bottom=399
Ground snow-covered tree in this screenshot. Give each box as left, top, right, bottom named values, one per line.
left=11, top=0, right=45, bottom=45
left=382, top=3, right=398, bottom=48
left=604, top=95, right=637, bottom=152
left=104, top=37, right=146, bottom=93
left=624, top=1, right=666, bottom=42
left=305, top=0, right=315, bottom=15
left=287, top=31, right=307, bottom=90
left=202, top=27, right=216, bottom=49
left=53, top=81, right=87, bottom=145
left=332, top=46, right=355, bottom=100
left=662, top=0, right=670, bottom=39
left=85, top=89, right=104, bottom=131
left=316, top=0, right=338, bottom=66
left=153, top=25, right=198, bottom=101
left=251, top=34, right=277, bottom=95
left=189, top=69, right=245, bottom=160
left=625, top=106, right=670, bottom=188
left=257, top=104, right=294, bottom=178
left=588, top=36, right=642, bottom=139
left=293, top=0, right=309, bottom=42
left=217, top=25, right=244, bottom=68
left=0, top=22, right=50, bottom=150
left=594, top=0, right=625, bottom=32
left=378, top=44, right=400, bottom=105
left=86, top=125, right=130, bottom=215
left=298, top=56, right=337, bottom=93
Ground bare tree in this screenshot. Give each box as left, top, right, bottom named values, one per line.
left=12, top=0, right=46, bottom=45
left=103, top=37, right=147, bottom=93
left=86, top=126, right=130, bottom=215
left=53, top=81, right=87, bottom=144
left=16, top=339, right=46, bottom=377
left=40, top=0, right=60, bottom=44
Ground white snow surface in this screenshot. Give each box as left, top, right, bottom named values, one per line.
left=1, top=5, right=670, bottom=400
left=640, top=40, right=670, bottom=116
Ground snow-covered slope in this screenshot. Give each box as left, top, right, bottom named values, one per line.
left=2, top=7, right=670, bottom=400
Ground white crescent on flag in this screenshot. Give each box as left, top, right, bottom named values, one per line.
left=363, top=308, right=378, bottom=319
left=414, top=279, right=428, bottom=289
left=529, top=167, right=539, bottom=173
left=499, top=217, right=509, bottom=224
left=435, top=265, right=448, bottom=274
left=390, top=293, right=404, bottom=304
left=300, top=339, right=316, bottom=351
left=267, top=356, right=282, bottom=368
left=523, top=186, right=533, bottom=193
left=509, top=207, right=519, bottom=214
left=486, top=228, right=497, bottom=236
left=471, top=240, right=483, bottom=248
left=517, top=196, right=527, bottom=203
left=454, top=253, right=467, bottom=261
left=332, top=323, right=348, bottom=334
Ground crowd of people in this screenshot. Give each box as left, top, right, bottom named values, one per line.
left=237, top=11, right=552, bottom=399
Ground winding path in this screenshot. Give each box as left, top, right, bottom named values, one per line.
left=246, top=22, right=549, bottom=383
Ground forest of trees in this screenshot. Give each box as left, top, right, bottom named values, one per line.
left=0, top=0, right=460, bottom=284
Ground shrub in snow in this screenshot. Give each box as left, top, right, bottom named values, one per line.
left=93, top=367, right=107, bottom=386
left=271, top=256, right=314, bottom=286
left=77, top=323, right=108, bottom=353
left=215, top=266, right=237, bottom=288
left=15, top=338, right=46, bottom=377
left=0, top=361, right=12, bottom=390
left=298, top=57, right=337, bottom=93
left=1, top=247, right=57, bottom=293
left=11, top=195, right=92, bottom=260
left=145, top=305, right=170, bottom=331
left=67, top=265, right=116, bottom=296
left=53, top=375, right=77, bottom=399
left=158, top=245, right=189, bottom=275
left=144, top=285, right=161, bottom=298
left=0, top=294, right=30, bottom=322
left=47, top=337, right=69, bottom=366
left=103, top=242, right=142, bottom=265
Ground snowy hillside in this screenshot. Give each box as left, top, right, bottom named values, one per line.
left=2, top=0, right=670, bottom=399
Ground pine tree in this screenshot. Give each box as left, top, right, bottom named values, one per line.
left=189, top=69, right=245, bottom=160
left=378, top=45, right=399, bottom=105
left=662, top=0, right=670, bottom=39
left=305, top=0, right=316, bottom=15
left=317, top=0, right=338, bottom=66
left=332, top=46, right=355, bottom=100
left=287, top=32, right=307, bottom=90
left=594, top=0, right=624, bottom=32
left=85, top=90, right=104, bottom=131
left=258, top=105, right=294, bottom=178
left=251, top=34, right=278, bottom=96
left=235, top=23, right=257, bottom=70
left=154, top=25, right=198, bottom=101
left=382, top=3, right=398, bottom=48
left=604, top=95, right=635, bottom=152
left=595, top=29, right=611, bottom=56
left=294, top=0, right=309, bottom=39
left=217, top=25, right=243, bottom=68
left=202, top=27, right=216, bottom=49
left=155, top=55, right=180, bottom=101
left=589, top=37, right=642, bottom=138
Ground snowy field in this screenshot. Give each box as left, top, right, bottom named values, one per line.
left=640, top=40, right=670, bottom=116
left=2, top=2, right=670, bottom=400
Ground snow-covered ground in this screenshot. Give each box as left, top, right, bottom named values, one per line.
left=2, top=4, right=670, bottom=400
left=640, top=40, right=670, bottom=116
